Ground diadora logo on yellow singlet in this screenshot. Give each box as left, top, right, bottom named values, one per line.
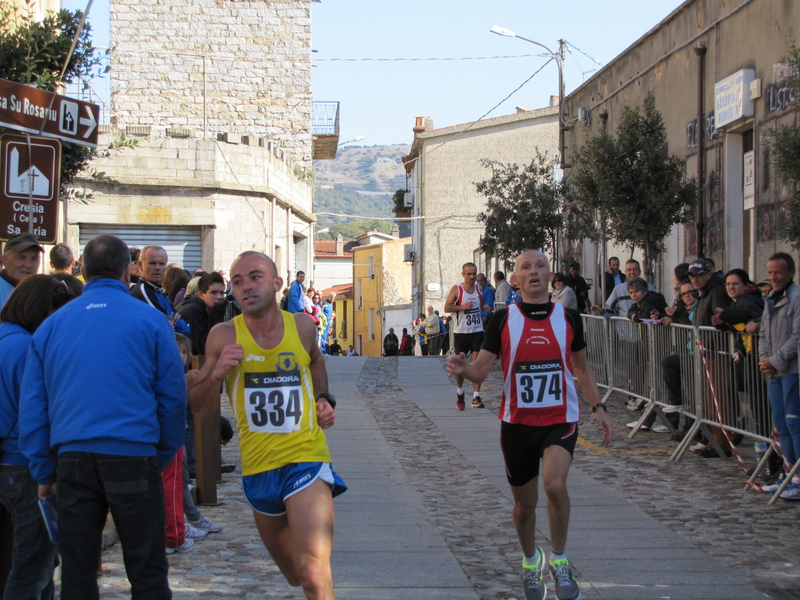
left=277, top=352, right=297, bottom=372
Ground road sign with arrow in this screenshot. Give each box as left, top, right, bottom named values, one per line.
left=0, top=78, right=99, bottom=148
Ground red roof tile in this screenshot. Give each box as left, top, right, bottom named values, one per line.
left=320, top=283, right=353, bottom=299
left=314, top=240, right=358, bottom=258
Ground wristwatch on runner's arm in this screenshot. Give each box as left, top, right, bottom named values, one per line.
left=591, top=402, right=607, bottom=413
left=316, top=393, right=337, bottom=410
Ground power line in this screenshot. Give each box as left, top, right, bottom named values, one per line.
left=313, top=54, right=543, bottom=62
left=317, top=58, right=555, bottom=187
left=565, top=41, right=603, bottom=66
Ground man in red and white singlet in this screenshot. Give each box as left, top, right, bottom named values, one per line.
left=444, top=262, right=486, bottom=410
left=447, top=250, right=612, bottom=600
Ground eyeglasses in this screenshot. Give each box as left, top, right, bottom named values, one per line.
left=681, top=291, right=696, bottom=297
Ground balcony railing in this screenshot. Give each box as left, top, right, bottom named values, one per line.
left=312, top=101, right=340, bottom=136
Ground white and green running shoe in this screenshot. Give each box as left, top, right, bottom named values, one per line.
left=549, top=556, right=581, bottom=600
left=522, top=547, right=546, bottom=600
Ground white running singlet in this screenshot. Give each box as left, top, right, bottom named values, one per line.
left=452, top=284, right=484, bottom=334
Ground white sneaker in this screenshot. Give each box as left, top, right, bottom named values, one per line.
left=189, top=515, right=223, bottom=533
left=690, top=443, right=708, bottom=452
left=184, top=523, right=208, bottom=540
left=166, top=537, right=194, bottom=554
left=652, top=424, right=669, bottom=433
left=761, top=475, right=786, bottom=495
left=626, top=421, right=650, bottom=431
left=780, top=481, right=800, bottom=501
left=662, top=405, right=683, bottom=413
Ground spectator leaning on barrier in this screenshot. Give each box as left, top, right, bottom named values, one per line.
left=0, top=233, right=44, bottom=309
left=591, top=259, right=653, bottom=318
left=670, top=263, right=691, bottom=308
left=687, top=258, right=733, bottom=458
left=648, top=279, right=699, bottom=436
left=626, top=277, right=668, bottom=322
left=759, top=252, right=800, bottom=499
left=18, top=235, right=187, bottom=598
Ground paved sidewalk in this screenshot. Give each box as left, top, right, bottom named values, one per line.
left=93, top=355, right=779, bottom=599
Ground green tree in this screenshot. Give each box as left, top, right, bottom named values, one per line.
left=0, top=2, right=108, bottom=188
left=772, top=45, right=800, bottom=248
left=475, top=151, right=563, bottom=269
left=568, top=93, right=697, bottom=282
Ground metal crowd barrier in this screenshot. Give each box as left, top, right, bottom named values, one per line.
left=581, top=316, right=775, bottom=465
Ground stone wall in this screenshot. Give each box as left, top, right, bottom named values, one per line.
left=109, top=0, right=312, bottom=164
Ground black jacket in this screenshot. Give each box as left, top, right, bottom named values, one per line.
left=627, top=291, right=668, bottom=322
left=564, top=273, right=589, bottom=312
left=383, top=332, right=399, bottom=356
left=694, top=276, right=730, bottom=328
left=177, top=295, right=225, bottom=355
left=715, top=287, right=764, bottom=332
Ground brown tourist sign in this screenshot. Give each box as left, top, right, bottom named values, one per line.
left=0, top=78, right=99, bottom=148
left=0, top=134, right=61, bottom=243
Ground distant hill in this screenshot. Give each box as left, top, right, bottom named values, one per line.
left=313, top=144, right=411, bottom=239
left=314, top=144, right=410, bottom=193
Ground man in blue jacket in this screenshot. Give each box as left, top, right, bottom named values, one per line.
left=287, top=271, right=306, bottom=313
left=19, top=234, right=187, bottom=600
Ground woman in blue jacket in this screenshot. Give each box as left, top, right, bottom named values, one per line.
left=0, top=274, right=80, bottom=598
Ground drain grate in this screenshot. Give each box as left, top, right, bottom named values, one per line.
left=757, top=586, right=800, bottom=600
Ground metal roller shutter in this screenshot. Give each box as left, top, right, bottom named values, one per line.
left=79, top=224, right=202, bottom=271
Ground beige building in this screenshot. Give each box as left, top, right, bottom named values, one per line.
left=403, top=107, right=559, bottom=316
left=64, top=0, right=336, bottom=274
left=563, top=0, right=800, bottom=292
left=352, top=237, right=412, bottom=357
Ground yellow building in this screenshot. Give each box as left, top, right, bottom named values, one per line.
left=352, top=237, right=412, bottom=357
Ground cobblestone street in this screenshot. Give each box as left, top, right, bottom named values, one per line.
left=91, top=356, right=798, bottom=599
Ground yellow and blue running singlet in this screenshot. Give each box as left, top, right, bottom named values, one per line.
left=226, top=311, right=331, bottom=476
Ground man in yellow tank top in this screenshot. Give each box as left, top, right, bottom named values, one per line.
left=189, top=252, right=344, bottom=600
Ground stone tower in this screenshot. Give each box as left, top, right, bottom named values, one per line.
left=109, top=0, right=312, bottom=164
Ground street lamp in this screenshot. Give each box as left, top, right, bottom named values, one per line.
left=490, top=25, right=567, bottom=165
left=338, top=135, right=365, bottom=147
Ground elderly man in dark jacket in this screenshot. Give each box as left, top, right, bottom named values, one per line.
left=688, top=258, right=732, bottom=457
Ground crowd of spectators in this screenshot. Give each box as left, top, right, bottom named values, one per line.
left=582, top=253, right=800, bottom=500
left=0, top=234, right=238, bottom=596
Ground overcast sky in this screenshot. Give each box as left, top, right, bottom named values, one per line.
left=63, top=0, right=686, bottom=146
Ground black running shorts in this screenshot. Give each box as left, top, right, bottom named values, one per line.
left=500, top=421, right=578, bottom=487
left=453, top=331, right=484, bottom=356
